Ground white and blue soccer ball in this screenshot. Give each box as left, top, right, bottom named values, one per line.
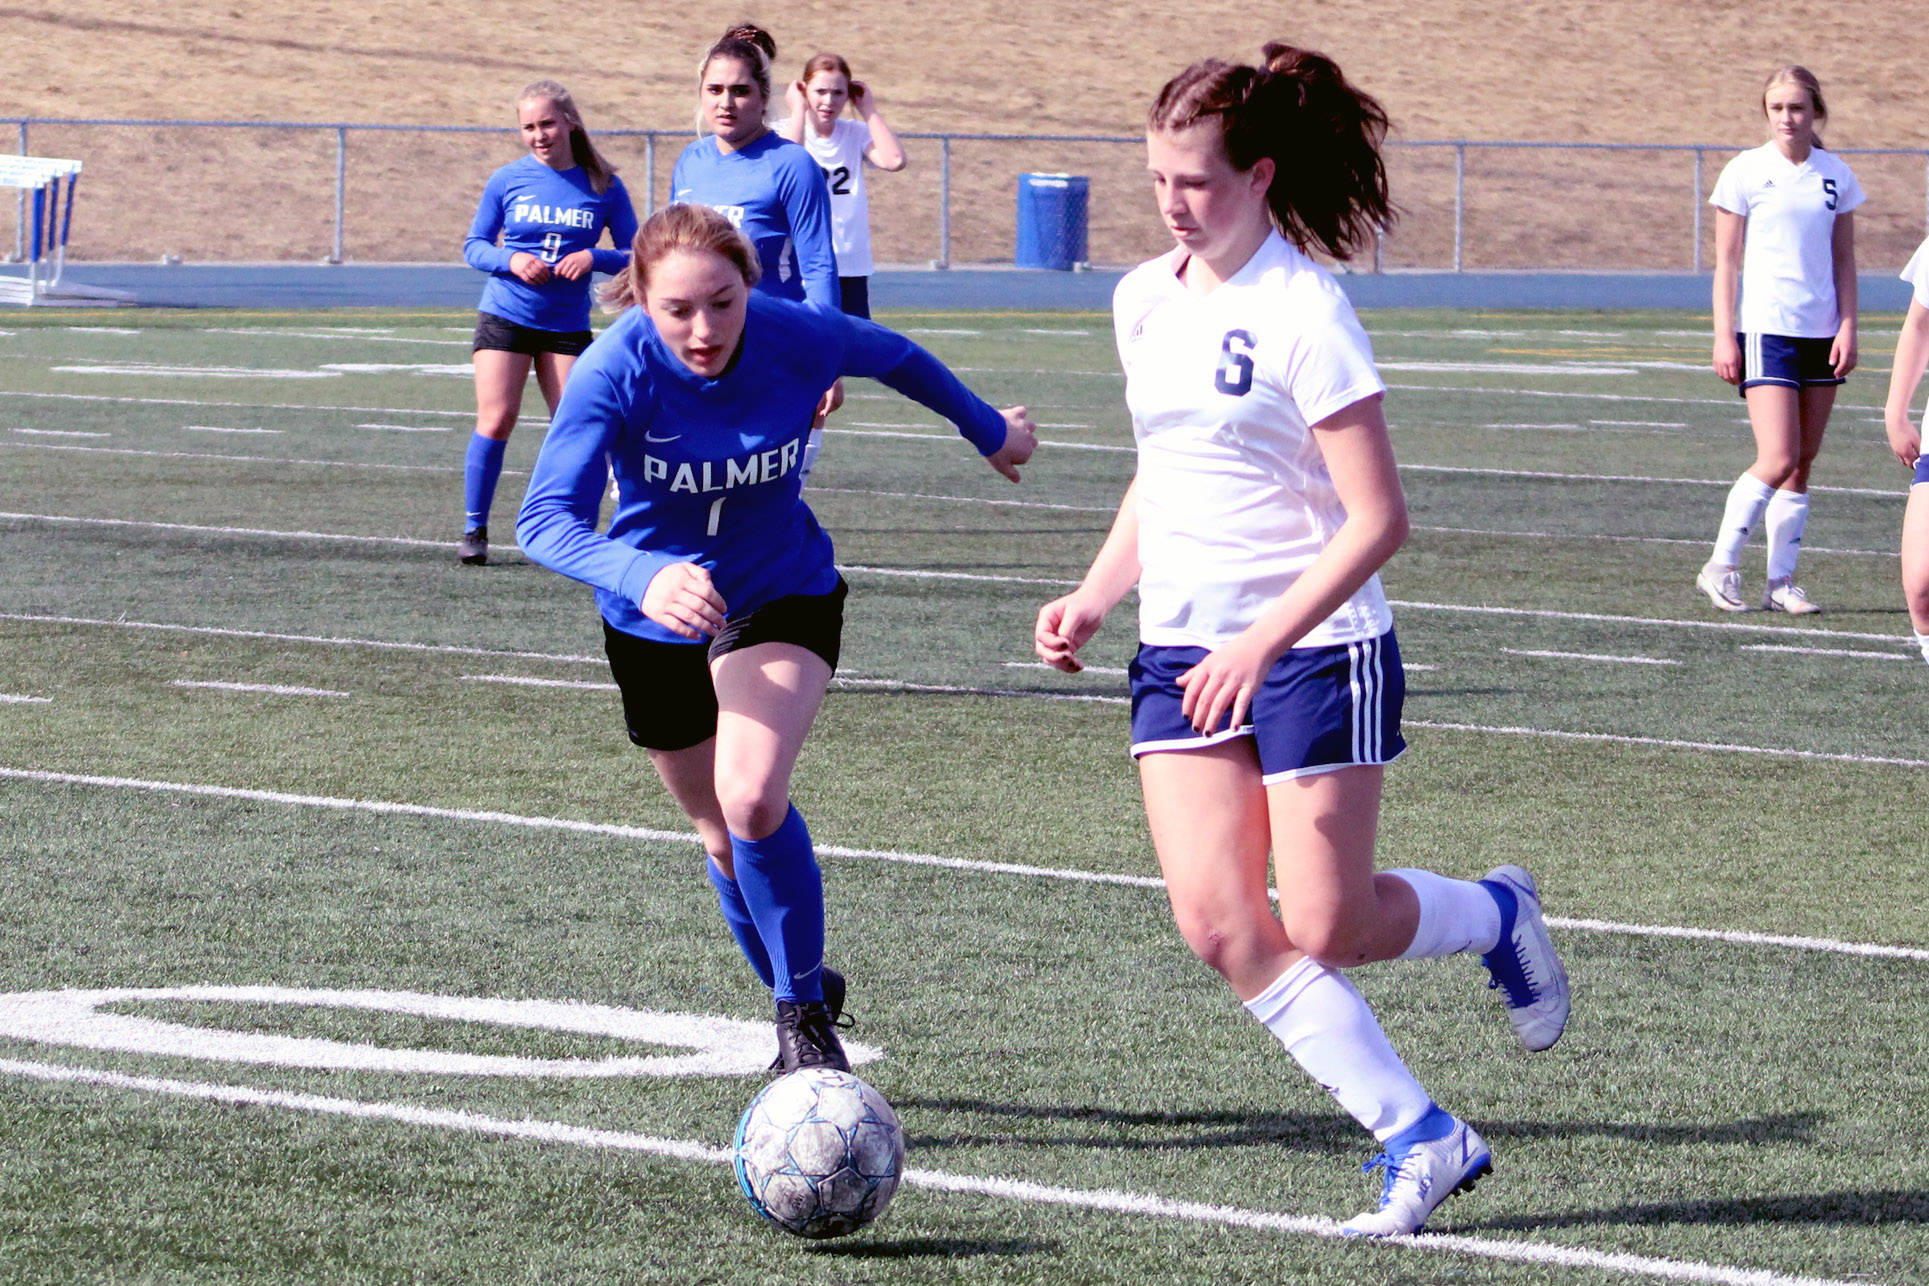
left=733, top=1067, right=905, bottom=1239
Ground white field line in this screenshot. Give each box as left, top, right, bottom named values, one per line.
left=1407, top=719, right=1929, bottom=770
left=171, top=680, right=351, bottom=698
left=840, top=563, right=1081, bottom=588
left=1387, top=598, right=1914, bottom=645
left=183, top=425, right=283, bottom=435
left=3, top=764, right=1926, bottom=965
left=0, top=512, right=458, bottom=550
left=357, top=423, right=451, bottom=433
left=0, top=612, right=602, bottom=665
left=12, top=427, right=108, bottom=438
left=203, top=328, right=467, bottom=347
left=462, top=674, right=616, bottom=691
left=810, top=486, right=1114, bottom=514
left=1402, top=463, right=1893, bottom=498
left=826, top=426, right=1129, bottom=453
left=0, top=389, right=474, bottom=417
left=0, top=1058, right=1876, bottom=1286
left=1387, top=381, right=1887, bottom=418
left=1501, top=648, right=1681, bottom=666
left=0, top=441, right=480, bottom=475
left=833, top=676, right=1127, bottom=704
left=0, top=693, right=51, bottom=704
left=1742, top=644, right=1916, bottom=661
left=1005, top=660, right=1130, bottom=677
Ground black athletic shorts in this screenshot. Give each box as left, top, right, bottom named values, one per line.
left=837, top=276, right=871, bottom=320
left=472, top=310, right=593, bottom=357
left=601, top=578, right=848, bottom=751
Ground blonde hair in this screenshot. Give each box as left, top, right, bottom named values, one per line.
left=598, top=203, right=763, bottom=314
left=1762, top=65, right=1829, bottom=145
left=517, top=80, right=617, bottom=194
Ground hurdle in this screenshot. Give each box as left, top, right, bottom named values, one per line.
left=1, top=155, right=131, bottom=306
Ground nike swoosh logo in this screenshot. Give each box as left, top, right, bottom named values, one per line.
left=643, top=431, right=682, bottom=443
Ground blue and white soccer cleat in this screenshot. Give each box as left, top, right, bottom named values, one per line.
left=1341, top=1119, right=1493, bottom=1237
left=1478, top=865, right=1571, bottom=1052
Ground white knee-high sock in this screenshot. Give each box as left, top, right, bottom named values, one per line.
left=1244, top=956, right=1434, bottom=1142
left=1764, top=489, right=1810, bottom=582
left=1916, top=632, right=1929, bottom=665
left=1385, top=869, right=1503, bottom=960
left=1712, top=473, right=1777, bottom=567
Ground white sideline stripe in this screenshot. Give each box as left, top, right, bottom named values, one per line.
left=0, top=1058, right=1874, bottom=1286
left=171, top=680, right=350, bottom=698
left=462, top=674, right=617, bottom=691
left=1403, top=463, right=1892, bottom=499
left=0, top=612, right=602, bottom=665
left=0, top=389, right=474, bottom=417
left=1741, top=644, right=1916, bottom=662
left=0, top=512, right=455, bottom=550
left=0, top=441, right=479, bottom=475
left=841, top=563, right=1080, bottom=588
left=12, top=427, right=108, bottom=438
left=1005, top=660, right=1130, bottom=677
left=1592, top=420, right=1686, bottom=427
left=834, top=677, right=1128, bottom=705
left=1407, top=720, right=1929, bottom=770
left=3, top=764, right=1925, bottom=965
left=183, top=425, right=282, bottom=435
left=1418, top=525, right=1896, bottom=559
left=1388, top=381, right=1887, bottom=419
left=1501, top=648, right=1681, bottom=666
left=826, top=426, right=1129, bottom=453
left=0, top=693, right=51, bottom=704
left=811, top=486, right=1113, bottom=514
left=1389, top=598, right=1914, bottom=645
left=357, top=423, right=451, bottom=433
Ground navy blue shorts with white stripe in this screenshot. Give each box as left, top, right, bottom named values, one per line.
left=1738, top=332, right=1843, bottom=395
left=1128, top=630, right=1407, bottom=783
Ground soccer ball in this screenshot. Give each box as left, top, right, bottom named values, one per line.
left=733, top=1067, right=905, bottom=1239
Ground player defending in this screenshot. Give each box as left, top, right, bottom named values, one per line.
left=1883, top=237, right=1929, bottom=665
left=459, top=81, right=637, bottom=566
left=518, top=204, right=1036, bottom=1072
left=1034, top=44, right=1570, bottom=1237
left=1699, top=66, right=1862, bottom=614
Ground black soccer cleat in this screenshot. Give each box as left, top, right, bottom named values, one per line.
left=773, top=997, right=850, bottom=1073
left=457, top=526, right=488, bottom=565
left=769, top=966, right=847, bottom=1070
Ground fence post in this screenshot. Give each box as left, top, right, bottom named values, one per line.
left=1692, top=148, right=1703, bottom=273
left=936, top=135, right=951, bottom=268
left=1452, top=142, right=1465, bottom=272
left=645, top=133, right=656, bottom=217
left=14, top=121, right=27, bottom=264
left=330, top=126, right=346, bottom=264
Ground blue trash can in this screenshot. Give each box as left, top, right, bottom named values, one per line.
left=1015, top=173, right=1089, bottom=270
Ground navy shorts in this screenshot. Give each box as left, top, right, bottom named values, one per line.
left=1915, top=455, right=1929, bottom=487
left=473, top=310, right=593, bottom=357
left=1738, top=332, right=1843, bottom=395
left=837, top=277, right=871, bottom=320
left=602, top=579, right=846, bottom=752
left=1128, top=630, right=1407, bottom=783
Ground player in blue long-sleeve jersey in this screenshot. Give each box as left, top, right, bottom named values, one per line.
left=458, top=80, right=638, bottom=565
left=673, top=25, right=847, bottom=482
left=518, top=204, right=1037, bottom=1070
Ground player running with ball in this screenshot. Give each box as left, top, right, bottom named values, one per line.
left=519, top=204, right=1037, bottom=1073
left=1034, top=44, right=1570, bottom=1237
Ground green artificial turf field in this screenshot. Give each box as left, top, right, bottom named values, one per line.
left=0, top=307, right=1923, bottom=1285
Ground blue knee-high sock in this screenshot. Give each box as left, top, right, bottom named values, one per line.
left=464, top=432, right=509, bottom=530
left=706, top=859, right=775, bottom=989
left=728, top=804, right=824, bottom=1004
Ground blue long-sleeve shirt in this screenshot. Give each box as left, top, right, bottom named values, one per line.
left=464, top=157, right=638, bottom=332
left=517, top=293, right=1006, bottom=643
left=670, top=132, right=840, bottom=310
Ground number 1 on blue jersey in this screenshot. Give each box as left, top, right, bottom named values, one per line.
left=707, top=497, right=725, bottom=536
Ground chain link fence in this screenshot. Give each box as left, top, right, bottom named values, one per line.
left=8, top=118, right=1929, bottom=273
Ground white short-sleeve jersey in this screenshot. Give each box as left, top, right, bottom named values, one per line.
left=793, top=118, right=875, bottom=277
left=1710, top=143, right=1864, bottom=337
left=1902, top=238, right=1929, bottom=308
left=1113, top=232, right=1392, bottom=650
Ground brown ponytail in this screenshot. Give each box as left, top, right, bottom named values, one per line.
left=1149, top=42, right=1393, bottom=261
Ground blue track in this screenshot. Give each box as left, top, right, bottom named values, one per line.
left=1, top=262, right=1917, bottom=312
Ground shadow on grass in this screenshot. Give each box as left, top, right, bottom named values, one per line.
left=1471, top=1186, right=1929, bottom=1231
left=897, top=1098, right=1824, bottom=1155
left=815, top=1236, right=1055, bottom=1260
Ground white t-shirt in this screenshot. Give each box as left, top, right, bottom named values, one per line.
left=1113, top=232, right=1393, bottom=650
left=785, top=118, right=874, bottom=277
left=1710, top=143, right=1865, bottom=337
left=1902, top=238, right=1929, bottom=308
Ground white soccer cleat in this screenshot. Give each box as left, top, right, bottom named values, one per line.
left=1478, top=865, right=1571, bottom=1052
left=1762, top=578, right=1821, bottom=615
left=1695, top=563, right=1747, bottom=612
left=1341, top=1119, right=1493, bottom=1237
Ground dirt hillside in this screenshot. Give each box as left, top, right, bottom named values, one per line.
left=3, top=2, right=1924, bottom=268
